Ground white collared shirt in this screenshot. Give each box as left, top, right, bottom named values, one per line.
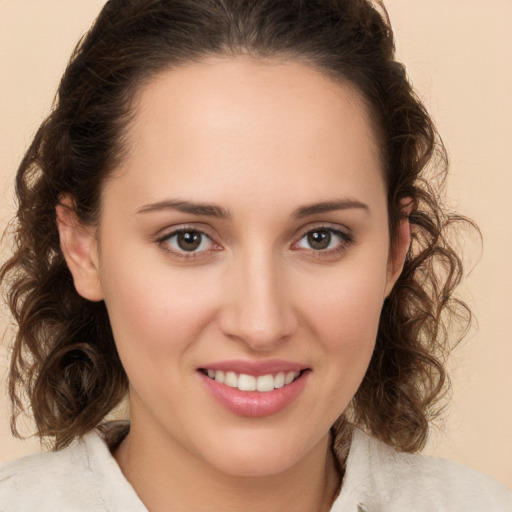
left=1, top=426, right=511, bottom=511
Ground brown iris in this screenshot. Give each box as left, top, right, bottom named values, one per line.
left=307, top=230, right=331, bottom=250
left=176, top=231, right=203, bottom=251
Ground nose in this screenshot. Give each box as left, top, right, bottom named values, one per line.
left=218, top=248, right=298, bottom=351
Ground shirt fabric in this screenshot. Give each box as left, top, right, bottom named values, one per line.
left=1, top=426, right=511, bottom=511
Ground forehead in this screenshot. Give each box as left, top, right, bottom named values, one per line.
left=105, top=56, right=385, bottom=214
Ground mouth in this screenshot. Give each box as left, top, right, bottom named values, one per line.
left=199, top=368, right=303, bottom=392
left=197, top=362, right=310, bottom=417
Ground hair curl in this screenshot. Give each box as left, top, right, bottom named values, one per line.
left=1, top=0, right=473, bottom=452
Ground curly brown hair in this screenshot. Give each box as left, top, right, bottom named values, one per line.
left=1, top=0, right=472, bottom=452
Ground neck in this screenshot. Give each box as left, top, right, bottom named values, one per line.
left=113, top=418, right=343, bottom=512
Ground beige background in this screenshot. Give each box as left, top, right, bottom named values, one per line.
left=1, top=0, right=511, bottom=488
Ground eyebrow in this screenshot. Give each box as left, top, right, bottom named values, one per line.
left=293, top=199, right=370, bottom=218
left=136, top=200, right=231, bottom=218
left=135, top=198, right=369, bottom=219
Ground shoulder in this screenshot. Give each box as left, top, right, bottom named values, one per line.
left=0, top=425, right=145, bottom=512
left=0, top=434, right=100, bottom=511
left=334, top=428, right=512, bottom=512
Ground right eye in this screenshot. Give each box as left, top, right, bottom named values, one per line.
left=159, top=228, right=218, bottom=259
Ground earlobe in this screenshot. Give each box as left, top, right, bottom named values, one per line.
left=384, top=200, right=413, bottom=297
left=56, top=197, right=104, bottom=302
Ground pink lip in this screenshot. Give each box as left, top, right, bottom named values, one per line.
left=198, top=361, right=310, bottom=417
left=199, top=358, right=306, bottom=377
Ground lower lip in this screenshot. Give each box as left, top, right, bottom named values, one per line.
left=199, top=371, right=310, bottom=417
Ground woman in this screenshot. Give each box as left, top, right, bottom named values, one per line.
left=0, top=0, right=510, bottom=510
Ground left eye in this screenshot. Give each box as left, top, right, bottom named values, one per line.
left=164, top=230, right=213, bottom=253
left=296, top=228, right=348, bottom=251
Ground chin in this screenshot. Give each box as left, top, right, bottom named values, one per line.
left=196, top=429, right=325, bottom=478
left=210, top=451, right=302, bottom=478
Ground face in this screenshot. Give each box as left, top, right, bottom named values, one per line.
left=61, top=57, right=408, bottom=477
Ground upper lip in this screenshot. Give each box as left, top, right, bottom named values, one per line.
left=198, top=359, right=308, bottom=376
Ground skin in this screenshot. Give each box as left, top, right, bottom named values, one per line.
left=57, top=57, right=410, bottom=511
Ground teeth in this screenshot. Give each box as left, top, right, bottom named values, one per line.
left=256, top=374, right=274, bottom=392
left=284, top=371, right=296, bottom=385
left=274, top=372, right=285, bottom=388
left=238, top=374, right=256, bottom=391
left=205, top=370, right=301, bottom=392
left=224, top=371, right=238, bottom=388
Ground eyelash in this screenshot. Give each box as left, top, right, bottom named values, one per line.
left=156, top=225, right=354, bottom=261
left=292, top=226, right=354, bottom=259
left=157, top=227, right=219, bottom=261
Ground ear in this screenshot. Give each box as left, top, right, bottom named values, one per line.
left=384, top=198, right=413, bottom=297
left=56, top=196, right=104, bottom=301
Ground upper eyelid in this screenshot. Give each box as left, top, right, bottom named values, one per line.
left=291, top=228, right=354, bottom=260
left=294, top=223, right=352, bottom=240
left=156, top=228, right=219, bottom=260
left=156, top=226, right=218, bottom=256
left=156, top=224, right=216, bottom=242
left=154, top=222, right=353, bottom=249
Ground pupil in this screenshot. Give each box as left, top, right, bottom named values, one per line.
left=308, top=230, right=331, bottom=250
left=177, top=231, right=201, bottom=251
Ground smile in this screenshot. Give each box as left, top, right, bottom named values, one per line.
left=198, top=362, right=310, bottom=417
left=200, top=369, right=301, bottom=392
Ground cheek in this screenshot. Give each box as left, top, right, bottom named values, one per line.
left=302, top=262, right=387, bottom=348
left=99, top=254, right=222, bottom=364
left=298, top=254, right=388, bottom=396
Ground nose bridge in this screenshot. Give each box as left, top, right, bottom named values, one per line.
left=219, top=243, right=296, bottom=349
